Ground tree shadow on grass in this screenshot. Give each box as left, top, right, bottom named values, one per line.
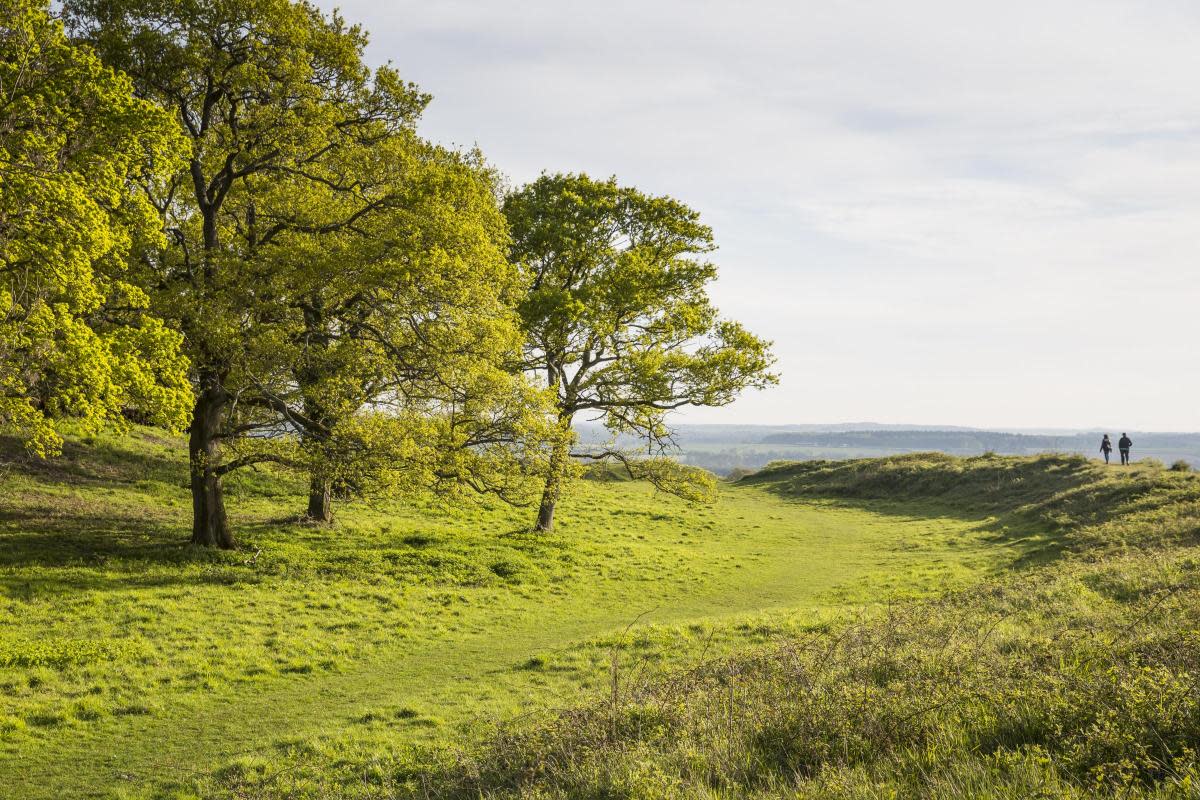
left=0, top=429, right=308, bottom=590
left=1, top=566, right=265, bottom=598
left=0, top=503, right=188, bottom=562
left=839, top=500, right=1070, bottom=570
left=0, top=504, right=271, bottom=596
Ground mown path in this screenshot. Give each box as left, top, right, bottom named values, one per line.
left=4, top=486, right=1009, bottom=799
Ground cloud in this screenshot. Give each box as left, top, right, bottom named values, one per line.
left=327, top=0, right=1200, bottom=430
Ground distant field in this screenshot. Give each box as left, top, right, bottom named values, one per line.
left=0, top=430, right=1032, bottom=799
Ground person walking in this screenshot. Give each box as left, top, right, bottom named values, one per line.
left=1100, top=434, right=1113, bottom=464
left=1118, top=432, right=1133, bottom=465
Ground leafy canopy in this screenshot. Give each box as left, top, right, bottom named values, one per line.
left=265, top=139, right=562, bottom=509
left=64, top=0, right=431, bottom=383
left=0, top=0, right=191, bottom=456
left=66, top=0, right=559, bottom=538
left=505, top=172, right=778, bottom=502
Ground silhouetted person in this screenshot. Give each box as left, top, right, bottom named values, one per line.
left=1118, top=433, right=1132, bottom=465
left=1100, top=434, right=1113, bottom=464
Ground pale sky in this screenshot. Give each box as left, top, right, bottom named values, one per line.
left=327, top=0, right=1200, bottom=431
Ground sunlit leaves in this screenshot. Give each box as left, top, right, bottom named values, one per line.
left=67, top=0, right=559, bottom=529
left=504, top=173, right=778, bottom=510
left=0, top=0, right=190, bottom=455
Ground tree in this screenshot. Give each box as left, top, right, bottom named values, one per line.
left=504, top=173, right=778, bottom=531
left=272, top=139, right=559, bottom=522
left=67, top=0, right=557, bottom=545
left=0, top=0, right=191, bottom=456
left=64, top=0, right=438, bottom=547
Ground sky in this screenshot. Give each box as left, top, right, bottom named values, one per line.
left=324, top=0, right=1200, bottom=431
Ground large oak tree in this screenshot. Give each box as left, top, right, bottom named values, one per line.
left=504, top=173, right=778, bottom=532
left=65, top=0, right=548, bottom=546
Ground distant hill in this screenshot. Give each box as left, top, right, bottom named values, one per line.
left=572, top=422, right=1200, bottom=476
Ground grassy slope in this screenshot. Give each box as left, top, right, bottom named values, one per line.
left=0, top=434, right=1023, bottom=799
left=399, top=454, right=1200, bottom=800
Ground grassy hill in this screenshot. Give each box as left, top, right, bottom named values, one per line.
left=0, top=432, right=1028, bottom=799
left=389, top=455, right=1200, bottom=800
left=2, top=437, right=1196, bottom=798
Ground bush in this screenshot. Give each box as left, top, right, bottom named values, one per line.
left=1170, top=460, right=1194, bottom=473
left=724, top=466, right=757, bottom=482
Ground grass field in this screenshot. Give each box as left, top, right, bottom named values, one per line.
left=400, top=455, right=1200, bottom=800
left=0, top=430, right=1037, bottom=799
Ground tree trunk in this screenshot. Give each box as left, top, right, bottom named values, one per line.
left=299, top=386, right=335, bottom=523
left=294, top=301, right=340, bottom=523
left=188, top=382, right=234, bottom=549
left=186, top=202, right=235, bottom=548
left=535, top=440, right=568, bottom=532
left=306, top=475, right=333, bottom=523
left=535, top=481, right=557, bottom=532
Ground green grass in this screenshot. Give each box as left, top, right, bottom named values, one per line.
left=0, top=434, right=1028, bottom=799
left=362, top=454, right=1199, bottom=800
left=406, top=551, right=1200, bottom=800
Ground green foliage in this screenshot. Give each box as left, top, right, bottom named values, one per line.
left=65, top=0, right=556, bottom=543
left=623, top=456, right=717, bottom=504
left=503, top=173, right=777, bottom=523
left=0, top=0, right=191, bottom=456
left=279, top=141, right=561, bottom=514
left=68, top=0, right=433, bottom=543
left=311, top=379, right=563, bottom=511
